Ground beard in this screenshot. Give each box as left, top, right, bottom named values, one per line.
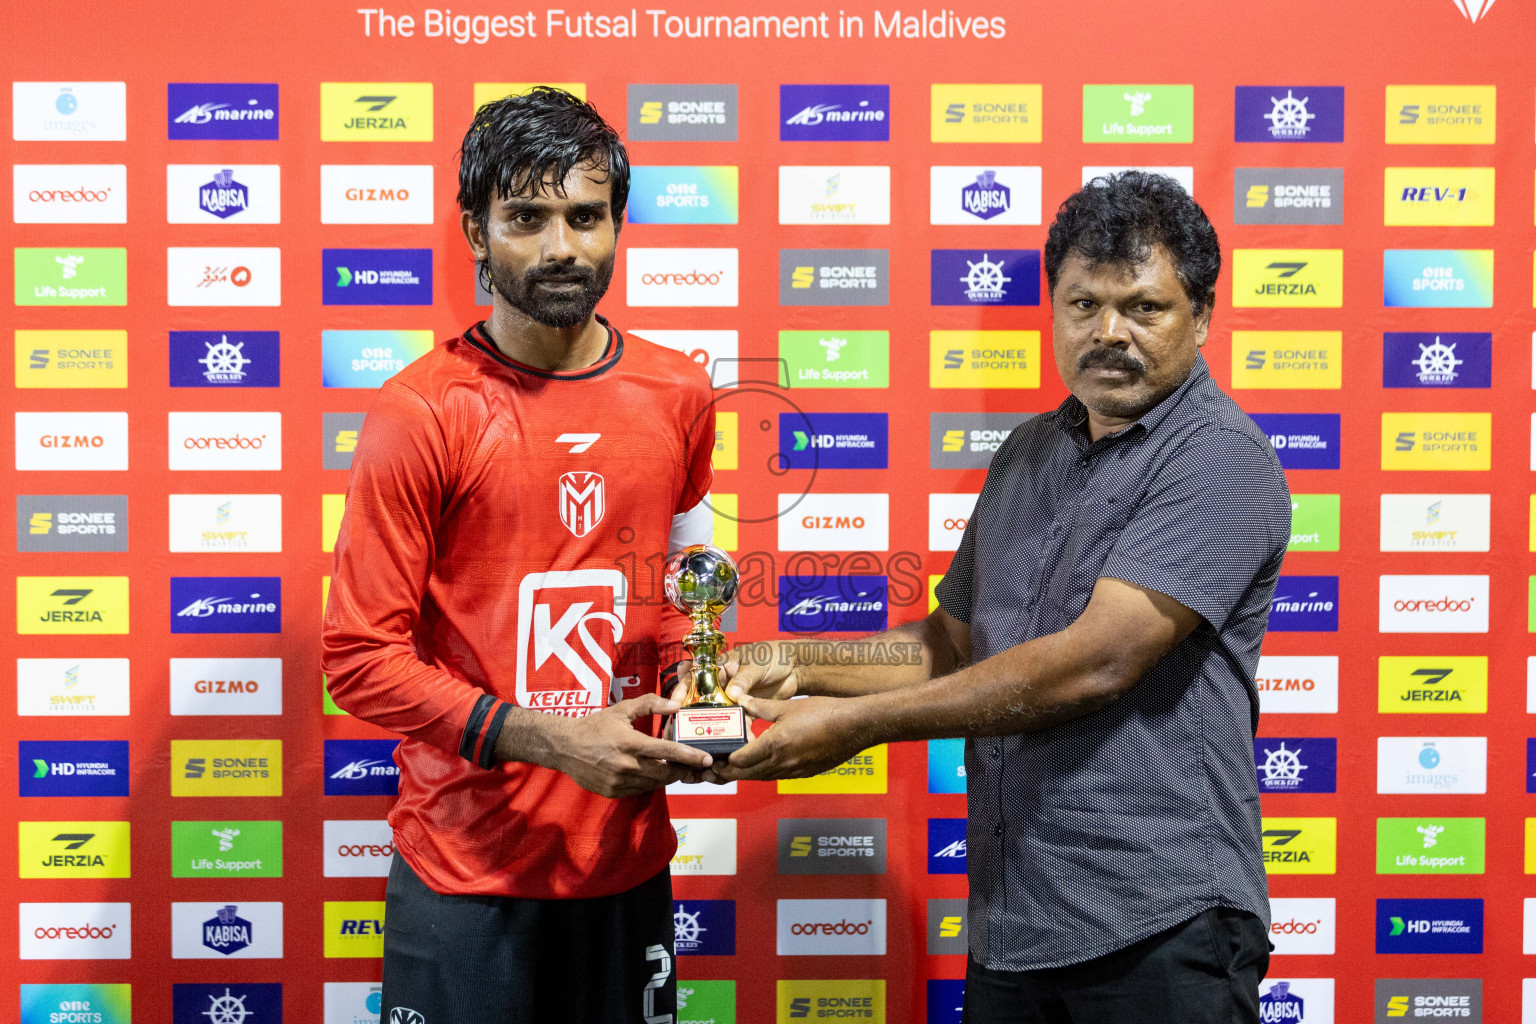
left=485, top=252, right=614, bottom=329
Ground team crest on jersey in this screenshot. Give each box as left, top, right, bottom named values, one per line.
left=558, top=471, right=606, bottom=538
left=516, top=570, right=627, bottom=716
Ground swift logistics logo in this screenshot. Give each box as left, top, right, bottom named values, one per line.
left=171, top=820, right=283, bottom=877
left=18, top=821, right=131, bottom=878
left=322, top=330, right=433, bottom=387
left=779, top=576, right=887, bottom=633
left=324, top=739, right=401, bottom=796
left=1378, top=575, right=1488, bottom=633
left=931, top=84, right=1041, bottom=142
left=930, top=330, right=1040, bottom=389
left=21, top=984, right=132, bottom=1024
left=627, top=247, right=738, bottom=306
left=928, top=818, right=967, bottom=874
left=777, top=981, right=885, bottom=1023
left=1383, top=250, right=1493, bottom=308
left=13, top=164, right=128, bottom=224
left=780, top=84, right=889, bottom=141
left=1260, top=817, right=1337, bottom=874
left=1230, top=331, right=1341, bottom=389
left=1379, top=656, right=1488, bottom=712
left=320, top=82, right=432, bottom=140
left=778, top=166, right=888, bottom=225
left=171, top=739, right=282, bottom=797
left=627, top=84, right=737, bottom=141
left=777, top=819, right=887, bottom=874
left=169, top=331, right=280, bottom=387
left=14, top=247, right=126, bottom=306
left=670, top=818, right=738, bottom=875
left=778, top=412, right=887, bottom=469
left=1288, top=494, right=1341, bottom=551
left=1377, top=818, right=1486, bottom=875
left=171, top=577, right=281, bottom=633
left=1384, top=167, right=1494, bottom=226
left=931, top=249, right=1041, bottom=306
left=1375, top=979, right=1482, bottom=1023
left=929, top=166, right=1043, bottom=224
left=631, top=165, right=740, bottom=225
left=16, top=658, right=131, bottom=717
left=322, top=249, right=432, bottom=305
left=1381, top=412, right=1490, bottom=471
left=1376, top=899, right=1483, bottom=954
left=1267, top=575, right=1339, bottom=632
left=168, top=495, right=283, bottom=554
left=1255, top=737, right=1337, bottom=793
left=1234, top=86, right=1345, bottom=141
left=1231, top=249, right=1343, bottom=307
left=672, top=900, right=736, bottom=955
left=927, top=898, right=968, bottom=954
left=1377, top=737, right=1487, bottom=794
left=1386, top=86, right=1495, bottom=145
left=776, top=899, right=887, bottom=955
left=1251, top=413, right=1340, bottom=469
left=16, top=495, right=127, bottom=553
left=320, top=164, right=434, bottom=224
left=16, top=576, right=129, bottom=635
left=930, top=412, right=1025, bottom=469
left=1082, top=84, right=1193, bottom=142
left=15, top=329, right=126, bottom=389
left=168, top=83, right=278, bottom=139
left=1382, top=332, right=1491, bottom=388
left=1256, top=655, right=1339, bottom=714
left=172, top=901, right=283, bottom=958
left=1380, top=493, right=1490, bottom=552
left=324, top=901, right=387, bottom=958
left=19, top=740, right=130, bottom=796
left=172, top=984, right=283, bottom=1024
left=780, top=249, right=889, bottom=306
left=13, top=82, right=127, bottom=141
left=1233, top=168, right=1344, bottom=225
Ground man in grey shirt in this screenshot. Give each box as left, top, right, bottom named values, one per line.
left=713, top=171, right=1290, bottom=1022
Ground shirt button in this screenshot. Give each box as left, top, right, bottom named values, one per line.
left=993, top=823, right=1005, bottom=837
left=990, top=745, right=1001, bottom=759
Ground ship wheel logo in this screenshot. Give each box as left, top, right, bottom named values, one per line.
left=673, top=903, right=708, bottom=947
left=1412, top=336, right=1462, bottom=384
left=200, top=335, right=251, bottom=382
left=961, top=253, right=1012, bottom=303
left=1264, top=90, right=1316, bottom=139
left=1259, top=742, right=1308, bottom=786
left=201, top=989, right=252, bottom=1024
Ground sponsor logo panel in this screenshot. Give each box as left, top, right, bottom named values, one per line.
left=776, top=981, right=885, bottom=1023
left=169, top=657, right=282, bottom=715
left=928, top=818, right=967, bottom=875
left=1251, top=413, right=1340, bottom=470
left=172, top=984, right=283, bottom=1023
left=171, top=820, right=283, bottom=877
left=324, top=413, right=366, bottom=470
left=324, top=982, right=383, bottom=1024
left=778, top=166, right=886, bottom=225
left=628, top=248, right=738, bottom=307
left=1234, top=86, right=1345, bottom=141
left=15, top=248, right=127, bottom=306
left=169, top=494, right=283, bottom=553
left=16, top=495, right=128, bottom=553
left=1376, top=898, right=1483, bottom=954
left=1381, top=413, right=1490, bottom=471
left=17, top=330, right=127, bottom=389
left=776, top=899, right=887, bottom=955
left=324, top=819, right=393, bottom=877
left=927, top=979, right=964, bottom=1024
left=1374, top=979, right=1481, bottom=1023
left=324, top=901, right=386, bottom=958
left=324, top=739, right=401, bottom=796
left=627, top=84, right=737, bottom=141
left=1261, top=817, right=1337, bottom=874
left=927, top=898, right=968, bottom=955
left=779, top=331, right=888, bottom=388
left=20, top=983, right=132, bottom=1024
left=172, top=901, right=283, bottom=958
left=15, top=411, right=129, bottom=471
left=16, top=658, right=130, bottom=716
left=13, top=165, right=128, bottom=224
left=1233, top=167, right=1344, bottom=225
left=1383, top=332, right=1491, bottom=389
left=1378, top=575, right=1488, bottom=633
left=673, top=899, right=735, bottom=955
left=19, top=740, right=130, bottom=796
left=1289, top=494, right=1341, bottom=552
left=169, top=330, right=280, bottom=388
left=18, top=821, right=130, bottom=878
left=777, top=413, right=887, bottom=470
left=1259, top=980, right=1335, bottom=1024
left=17, top=576, right=129, bottom=635
left=628, top=329, right=739, bottom=388
left=930, top=412, right=1025, bottom=469
left=1383, top=250, right=1493, bottom=308
left=1385, top=86, right=1495, bottom=145
left=778, top=819, right=887, bottom=875
left=927, top=738, right=966, bottom=793
left=779, top=575, right=888, bottom=633
left=320, top=82, right=433, bottom=140
left=18, top=903, right=131, bottom=959
left=1267, top=576, right=1339, bottom=632
left=1230, top=332, right=1341, bottom=389
left=1231, top=249, right=1344, bottom=308
left=166, top=164, right=281, bottom=223
left=166, top=247, right=281, bottom=306
left=628, top=165, right=738, bottom=225
left=170, top=576, right=281, bottom=634
left=321, top=249, right=432, bottom=306
left=13, top=82, right=128, bottom=141
left=1384, top=166, right=1495, bottom=226
left=670, top=819, right=737, bottom=875
left=778, top=746, right=888, bottom=795
left=931, top=249, right=1040, bottom=306
left=1268, top=897, right=1336, bottom=955
left=1378, top=818, right=1485, bottom=875
left=1377, top=737, right=1487, bottom=794
left=169, top=411, right=282, bottom=470
left=780, top=248, right=889, bottom=306
left=170, top=739, right=283, bottom=797
left=322, top=330, right=434, bottom=387
left=677, top=980, right=735, bottom=1024
left=929, top=331, right=1040, bottom=389
left=320, top=164, right=434, bottom=224
left=929, top=493, right=977, bottom=552
left=1255, top=737, right=1337, bottom=793
left=931, top=83, right=1041, bottom=142
left=777, top=494, right=888, bottom=552
left=780, top=84, right=890, bottom=141
left=929, top=166, right=1042, bottom=225
left=1082, top=84, right=1194, bottom=142
left=167, top=83, right=279, bottom=140
left=1256, top=655, right=1339, bottom=714
left=1378, top=656, right=1487, bottom=712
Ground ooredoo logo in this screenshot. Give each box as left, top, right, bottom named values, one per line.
left=19, top=903, right=132, bottom=959
left=169, top=412, right=282, bottom=471
left=1268, top=897, right=1335, bottom=955
left=1379, top=575, right=1488, bottom=633
left=777, top=899, right=887, bottom=955
left=626, top=248, right=738, bottom=307
left=14, top=165, right=128, bottom=224
left=324, top=820, right=395, bottom=877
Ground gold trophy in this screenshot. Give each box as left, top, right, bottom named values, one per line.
left=664, top=544, right=748, bottom=756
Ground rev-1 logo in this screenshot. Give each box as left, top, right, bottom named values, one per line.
left=515, top=570, right=634, bottom=717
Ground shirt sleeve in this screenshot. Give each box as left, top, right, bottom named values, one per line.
left=1099, top=429, right=1291, bottom=632
left=321, top=380, right=513, bottom=768
left=675, top=379, right=716, bottom=516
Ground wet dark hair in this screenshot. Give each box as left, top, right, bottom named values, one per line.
left=457, top=85, right=630, bottom=235
left=1043, top=170, right=1221, bottom=315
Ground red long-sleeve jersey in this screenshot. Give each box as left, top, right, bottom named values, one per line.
left=322, top=318, right=716, bottom=899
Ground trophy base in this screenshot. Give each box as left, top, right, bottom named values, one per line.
left=673, top=704, right=749, bottom=757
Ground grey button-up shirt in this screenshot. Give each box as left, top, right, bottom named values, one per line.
left=935, top=355, right=1291, bottom=970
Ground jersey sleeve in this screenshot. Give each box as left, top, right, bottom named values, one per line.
left=675, top=378, right=716, bottom=516
left=322, top=380, right=513, bottom=768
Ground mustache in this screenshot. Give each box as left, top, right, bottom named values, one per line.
left=524, top=263, right=596, bottom=284
left=1078, top=348, right=1145, bottom=373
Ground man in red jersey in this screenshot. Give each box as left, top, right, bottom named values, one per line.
left=323, top=87, right=717, bottom=1024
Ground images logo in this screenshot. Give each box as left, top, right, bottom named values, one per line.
left=1233, top=168, right=1344, bottom=226
left=325, top=739, right=401, bottom=796
left=1267, top=575, right=1339, bottom=632
left=172, top=984, right=282, bottom=1024
left=1251, top=413, right=1340, bottom=470
left=169, top=331, right=279, bottom=388
left=928, top=738, right=966, bottom=793
left=1382, top=332, right=1490, bottom=389
left=1255, top=738, right=1337, bottom=793
left=13, top=165, right=128, bottom=224
left=20, top=983, right=132, bottom=1024
left=16, top=329, right=126, bottom=389
left=673, top=900, right=736, bottom=955
left=779, top=249, right=889, bottom=306
left=1261, top=817, right=1337, bottom=874
left=630, top=166, right=740, bottom=225
left=778, top=576, right=887, bottom=633
left=1234, top=86, right=1345, bottom=142
left=930, top=412, right=1024, bottom=469
left=166, top=246, right=281, bottom=306
left=322, top=249, right=432, bottom=306
left=776, top=899, right=887, bottom=955
left=780, top=84, right=889, bottom=141
left=1386, top=86, right=1495, bottom=145
left=1378, top=574, right=1488, bottom=633
left=322, top=330, right=434, bottom=387
left=171, top=820, right=283, bottom=878
left=19, top=740, right=130, bottom=797
left=170, top=577, right=281, bottom=634
left=1378, top=818, right=1485, bottom=875
left=778, top=819, right=887, bottom=875
left=627, top=84, right=737, bottom=141
left=14, top=248, right=127, bottom=306
left=321, top=82, right=432, bottom=140
left=13, top=82, right=127, bottom=141
left=1379, top=656, right=1487, bottom=712
left=17, top=576, right=129, bottom=635
left=1381, top=413, right=1490, bottom=471
left=930, top=331, right=1040, bottom=389
left=670, top=818, right=738, bottom=875
left=1384, top=166, right=1494, bottom=226
left=927, top=818, right=967, bottom=875
left=1230, top=331, right=1341, bottom=390
left=778, top=412, right=887, bottom=470
left=1383, top=249, right=1493, bottom=308
left=1377, top=736, right=1487, bottom=794
left=931, top=249, right=1041, bottom=306
left=1377, top=899, right=1482, bottom=954
left=1082, top=84, right=1194, bottom=142
left=1256, top=655, right=1340, bottom=714
left=929, top=166, right=1043, bottom=225
left=628, top=248, right=738, bottom=306
left=168, top=83, right=278, bottom=140
left=321, top=164, right=434, bottom=224
left=169, top=411, right=282, bottom=471
left=18, top=821, right=130, bottom=878
left=18, top=903, right=131, bottom=959
left=931, top=84, right=1041, bottom=142
left=1232, top=250, right=1344, bottom=308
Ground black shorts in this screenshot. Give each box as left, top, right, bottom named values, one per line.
left=382, top=855, right=675, bottom=1024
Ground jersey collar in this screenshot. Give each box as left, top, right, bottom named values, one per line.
left=462, top=316, right=624, bottom=381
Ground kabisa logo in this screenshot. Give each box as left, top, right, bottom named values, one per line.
left=19, top=740, right=130, bottom=797
left=1268, top=575, right=1339, bottom=632
left=168, top=83, right=279, bottom=139
left=778, top=819, right=888, bottom=875
left=321, top=82, right=433, bottom=140
left=930, top=412, right=1026, bottom=470
left=627, top=84, right=738, bottom=141
left=779, top=576, right=888, bottom=634
left=778, top=412, right=888, bottom=470
left=16, top=496, right=128, bottom=554
left=202, top=905, right=253, bottom=956
left=170, top=577, right=281, bottom=634
left=631, top=165, right=740, bottom=225
left=1231, top=250, right=1344, bottom=308
left=1232, top=168, right=1344, bottom=226
left=961, top=170, right=1011, bottom=220
left=673, top=899, right=736, bottom=955
left=1234, top=86, right=1345, bottom=142
left=173, top=901, right=282, bottom=958
left=169, top=331, right=280, bottom=388
left=1385, top=86, right=1496, bottom=145
left=780, top=84, right=890, bottom=141
left=322, top=249, right=433, bottom=306
left=931, top=249, right=1041, bottom=306
left=1258, top=981, right=1306, bottom=1023
left=20, top=983, right=132, bottom=1024
left=13, top=82, right=127, bottom=141
left=776, top=899, right=887, bottom=955
left=779, top=249, right=889, bottom=306
left=324, top=739, right=402, bottom=796
left=929, top=166, right=1042, bottom=225
left=1383, top=250, right=1494, bottom=308
left=930, top=84, right=1041, bottom=143
left=1251, top=413, right=1340, bottom=470
left=927, top=818, right=967, bottom=875
left=198, top=169, right=248, bottom=218
left=1377, top=899, right=1483, bottom=954
left=172, top=984, right=282, bottom=1024
left=1255, top=737, right=1338, bottom=793
left=322, top=330, right=434, bottom=388
left=1382, top=332, right=1491, bottom=388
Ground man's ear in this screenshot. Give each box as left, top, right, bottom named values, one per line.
left=1192, top=293, right=1214, bottom=349
left=461, top=210, right=488, bottom=261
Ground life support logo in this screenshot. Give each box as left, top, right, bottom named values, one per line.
left=515, top=570, right=630, bottom=717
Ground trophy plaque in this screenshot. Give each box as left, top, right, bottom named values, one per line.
left=663, top=543, right=749, bottom=757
